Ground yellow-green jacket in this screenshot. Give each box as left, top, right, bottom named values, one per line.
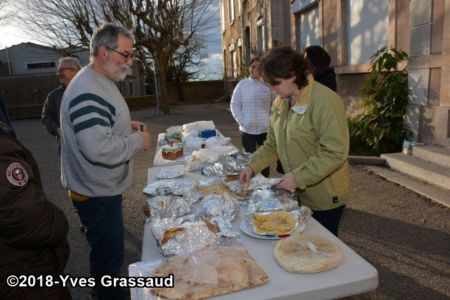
left=248, top=75, right=349, bottom=211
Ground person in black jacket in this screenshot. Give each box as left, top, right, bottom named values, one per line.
left=41, top=57, right=81, bottom=152
left=0, top=121, right=71, bottom=299
left=0, top=96, right=15, bottom=138
left=304, top=45, right=337, bottom=92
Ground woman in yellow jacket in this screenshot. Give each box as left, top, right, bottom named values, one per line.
left=240, top=46, right=349, bottom=236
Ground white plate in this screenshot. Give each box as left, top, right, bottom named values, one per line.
left=239, top=219, right=279, bottom=240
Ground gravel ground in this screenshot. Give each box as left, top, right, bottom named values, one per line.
left=11, top=103, right=450, bottom=300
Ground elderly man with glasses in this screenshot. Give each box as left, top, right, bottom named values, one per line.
left=60, top=23, right=150, bottom=300
left=41, top=56, right=81, bottom=152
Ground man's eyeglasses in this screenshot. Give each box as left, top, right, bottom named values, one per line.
left=105, top=46, right=134, bottom=61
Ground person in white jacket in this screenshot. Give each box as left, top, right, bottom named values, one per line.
left=230, top=57, right=273, bottom=177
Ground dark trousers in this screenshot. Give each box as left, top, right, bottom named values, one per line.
left=241, top=131, right=270, bottom=177
left=72, top=195, right=124, bottom=300
left=312, top=205, right=345, bottom=237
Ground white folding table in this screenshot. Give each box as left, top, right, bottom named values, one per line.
left=139, top=165, right=379, bottom=300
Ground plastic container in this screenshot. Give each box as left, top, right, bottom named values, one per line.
left=199, top=129, right=217, bottom=139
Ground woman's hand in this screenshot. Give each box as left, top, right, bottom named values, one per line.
left=240, top=166, right=254, bottom=185
left=276, top=172, right=298, bottom=191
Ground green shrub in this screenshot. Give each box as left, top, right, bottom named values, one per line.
left=349, top=47, right=409, bottom=155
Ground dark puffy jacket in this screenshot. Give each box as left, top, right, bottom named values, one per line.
left=314, top=67, right=337, bottom=92
left=0, top=122, right=71, bottom=299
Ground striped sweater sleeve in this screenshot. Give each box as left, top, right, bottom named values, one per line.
left=68, top=93, right=142, bottom=166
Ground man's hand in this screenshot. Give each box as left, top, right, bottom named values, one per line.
left=56, top=128, right=61, bottom=136
left=276, top=172, right=298, bottom=191
left=139, top=131, right=151, bottom=150
left=240, top=166, right=254, bottom=185
left=131, top=121, right=148, bottom=132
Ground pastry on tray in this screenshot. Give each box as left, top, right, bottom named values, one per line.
left=152, top=246, right=269, bottom=299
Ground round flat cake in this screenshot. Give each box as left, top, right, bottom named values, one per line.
left=273, top=233, right=345, bottom=273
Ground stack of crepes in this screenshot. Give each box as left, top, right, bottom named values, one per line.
left=252, top=211, right=298, bottom=236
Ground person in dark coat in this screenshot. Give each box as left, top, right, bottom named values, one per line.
left=0, top=96, right=16, bottom=138
left=304, top=45, right=337, bottom=92
left=0, top=121, right=71, bottom=299
left=41, top=57, right=81, bottom=152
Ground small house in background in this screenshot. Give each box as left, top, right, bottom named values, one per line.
left=0, top=42, right=145, bottom=114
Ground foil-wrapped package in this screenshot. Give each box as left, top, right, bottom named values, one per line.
left=248, top=174, right=281, bottom=190
left=201, top=153, right=250, bottom=177
left=224, top=152, right=250, bottom=174
left=143, top=179, right=202, bottom=204
left=144, top=179, right=182, bottom=195
left=146, top=195, right=191, bottom=218
left=201, top=194, right=238, bottom=222
left=202, top=161, right=226, bottom=177
left=247, top=188, right=298, bottom=214
left=184, top=183, right=203, bottom=205
left=151, top=215, right=219, bottom=256
left=224, top=180, right=252, bottom=201
left=155, top=165, right=185, bottom=179
left=209, top=215, right=240, bottom=238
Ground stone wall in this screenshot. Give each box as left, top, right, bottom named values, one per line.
left=3, top=79, right=227, bottom=119
left=167, top=80, right=227, bottom=104
left=0, top=74, right=59, bottom=107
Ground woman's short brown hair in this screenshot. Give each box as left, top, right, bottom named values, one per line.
left=261, top=46, right=311, bottom=89
left=249, top=56, right=261, bottom=67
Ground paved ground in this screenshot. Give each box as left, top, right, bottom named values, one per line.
left=12, top=103, right=450, bottom=300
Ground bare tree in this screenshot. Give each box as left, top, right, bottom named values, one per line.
left=168, top=37, right=204, bottom=102
left=0, top=0, right=11, bottom=24
left=19, top=0, right=218, bottom=114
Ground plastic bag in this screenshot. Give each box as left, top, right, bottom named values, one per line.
left=129, top=239, right=269, bottom=300
left=182, top=120, right=215, bottom=133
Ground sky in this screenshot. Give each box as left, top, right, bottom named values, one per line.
left=0, top=2, right=223, bottom=80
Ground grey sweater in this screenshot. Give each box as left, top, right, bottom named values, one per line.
left=60, top=66, right=143, bottom=197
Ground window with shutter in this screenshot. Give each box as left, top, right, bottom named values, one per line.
left=296, top=5, right=320, bottom=51
left=346, top=0, right=389, bottom=65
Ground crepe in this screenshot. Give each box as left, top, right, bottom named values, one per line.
left=252, top=211, right=297, bottom=235
left=152, top=247, right=269, bottom=299
left=273, top=233, right=345, bottom=273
